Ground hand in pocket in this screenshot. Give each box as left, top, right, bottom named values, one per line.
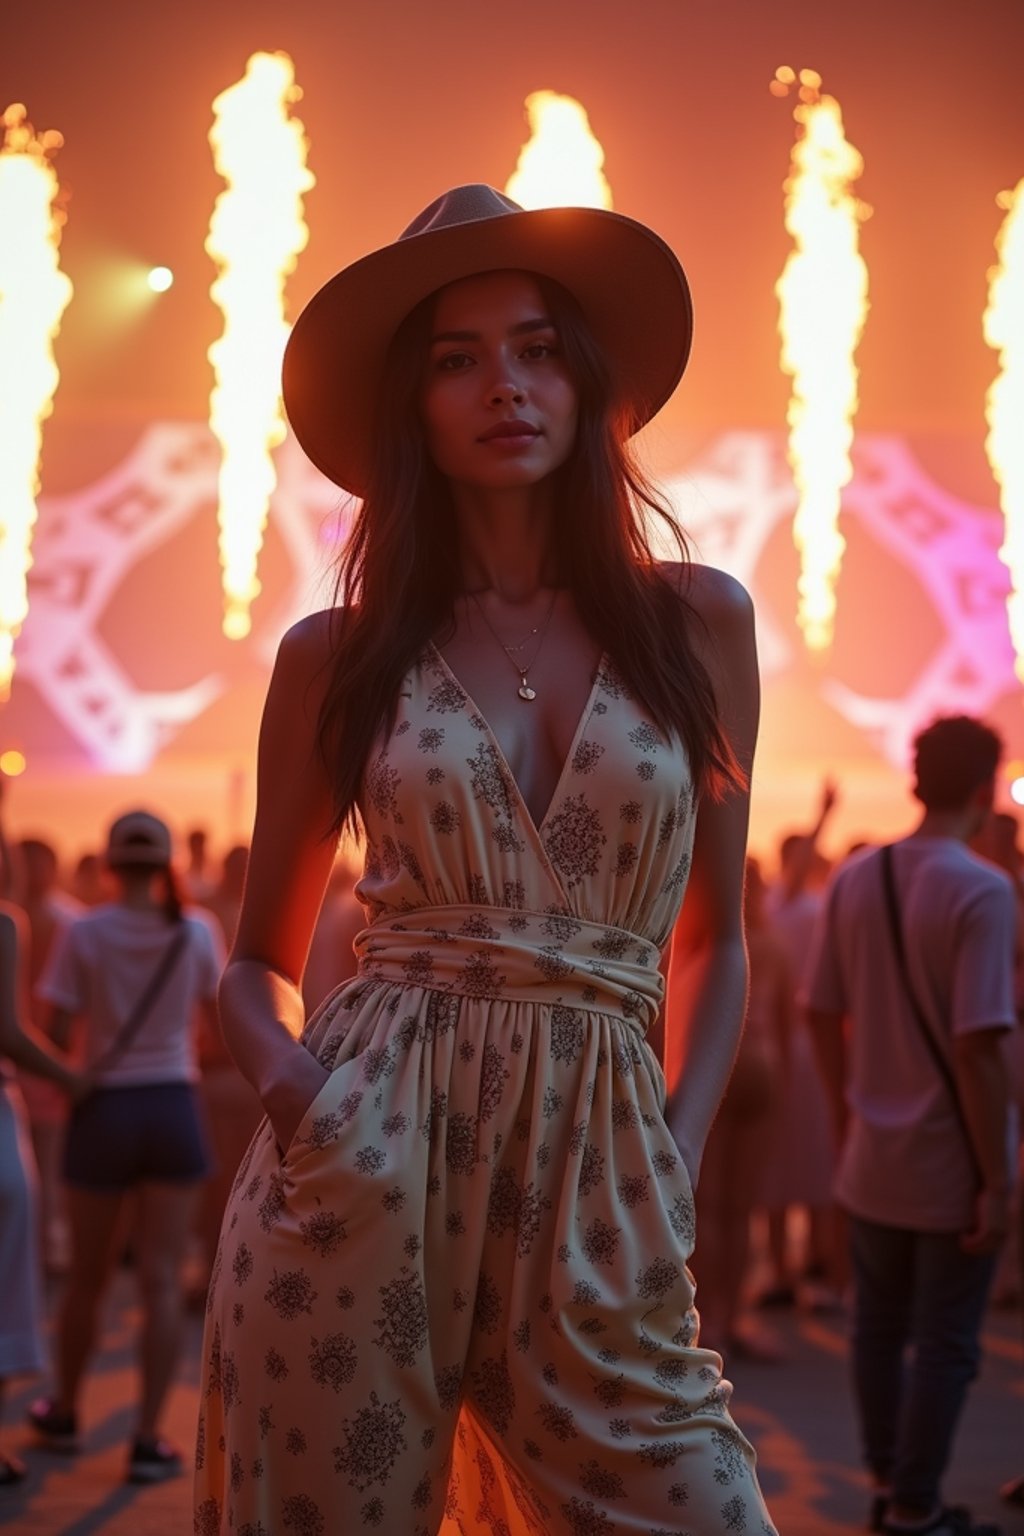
left=262, top=1046, right=331, bottom=1158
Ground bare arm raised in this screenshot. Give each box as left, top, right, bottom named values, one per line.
left=0, top=906, right=87, bottom=1096
left=662, top=565, right=760, bottom=1185
left=219, top=612, right=342, bottom=1152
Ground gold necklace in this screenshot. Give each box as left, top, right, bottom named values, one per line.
left=468, top=588, right=558, bottom=702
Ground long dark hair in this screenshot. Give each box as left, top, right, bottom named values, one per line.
left=316, top=272, right=744, bottom=835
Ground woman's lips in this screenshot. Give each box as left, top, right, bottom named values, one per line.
left=478, top=422, right=541, bottom=449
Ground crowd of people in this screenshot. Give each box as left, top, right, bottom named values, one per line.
left=0, top=794, right=366, bottom=1486
left=1, top=181, right=1022, bottom=1536
left=0, top=743, right=1019, bottom=1523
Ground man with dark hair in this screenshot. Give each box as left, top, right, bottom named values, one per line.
left=806, top=715, right=1015, bottom=1536
left=912, top=716, right=1002, bottom=814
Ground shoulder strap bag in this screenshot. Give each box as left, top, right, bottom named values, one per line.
left=90, top=924, right=191, bottom=1075
left=879, top=843, right=982, bottom=1189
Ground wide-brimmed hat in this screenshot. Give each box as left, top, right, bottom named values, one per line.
left=106, top=810, right=172, bottom=868
left=282, top=184, right=693, bottom=496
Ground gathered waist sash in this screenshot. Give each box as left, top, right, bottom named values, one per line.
left=353, top=904, right=664, bottom=1037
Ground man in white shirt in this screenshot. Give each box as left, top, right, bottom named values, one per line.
left=806, top=716, right=1015, bottom=1536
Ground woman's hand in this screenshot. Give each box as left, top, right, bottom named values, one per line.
left=261, top=1045, right=331, bottom=1158
left=663, top=1107, right=702, bottom=1190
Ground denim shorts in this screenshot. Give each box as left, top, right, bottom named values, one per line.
left=63, top=1082, right=213, bottom=1189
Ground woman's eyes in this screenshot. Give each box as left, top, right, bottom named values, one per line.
left=434, top=340, right=559, bottom=372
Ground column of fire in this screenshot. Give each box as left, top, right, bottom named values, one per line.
left=774, top=66, right=870, bottom=653
left=206, top=51, right=314, bottom=641
left=0, top=104, right=72, bottom=699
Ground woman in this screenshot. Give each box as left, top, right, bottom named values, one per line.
left=196, top=185, right=775, bottom=1534
left=0, top=902, right=87, bottom=1485
left=31, top=810, right=222, bottom=1483
left=694, top=857, right=791, bottom=1360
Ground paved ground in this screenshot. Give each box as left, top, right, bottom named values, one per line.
left=3, top=1274, right=1022, bottom=1534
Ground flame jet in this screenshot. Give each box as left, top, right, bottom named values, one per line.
left=506, top=91, right=613, bottom=210
left=984, top=177, right=1024, bottom=682
left=0, top=104, right=72, bottom=699
left=775, top=68, right=870, bottom=652
left=207, top=52, right=314, bottom=640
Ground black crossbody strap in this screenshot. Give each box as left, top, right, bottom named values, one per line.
left=879, top=844, right=982, bottom=1188
left=91, top=924, right=191, bottom=1074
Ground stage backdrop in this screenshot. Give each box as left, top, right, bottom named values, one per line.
left=5, top=416, right=1016, bottom=865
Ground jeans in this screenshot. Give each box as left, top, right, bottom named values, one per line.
left=849, top=1214, right=997, bottom=1512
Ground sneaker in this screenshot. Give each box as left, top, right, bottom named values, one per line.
left=127, top=1436, right=183, bottom=1484
left=27, top=1398, right=79, bottom=1452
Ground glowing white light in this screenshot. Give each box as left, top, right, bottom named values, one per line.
left=505, top=90, right=613, bottom=210
left=1010, top=776, right=1024, bottom=807
left=0, top=103, right=73, bottom=700
left=206, top=51, right=314, bottom=640
left=147, top=265, right=173, bottom=293
left=775, top=71, right=870, bottom=652
left=983, top=178, right=1024, bottom=683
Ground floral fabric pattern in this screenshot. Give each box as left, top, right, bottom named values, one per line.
left=195, top=644, right=775, bottom=1535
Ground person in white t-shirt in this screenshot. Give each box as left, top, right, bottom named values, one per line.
left=806, top=716, right=1015, bottom=1536
left=30, top=811, right=223, bottom=1486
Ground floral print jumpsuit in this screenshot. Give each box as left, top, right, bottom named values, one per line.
left=195, top=645, right=777, bottom=1535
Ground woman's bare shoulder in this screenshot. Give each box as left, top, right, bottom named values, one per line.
left=657, top=561, right=754, bottom=629
left=275, top=609, right=340, bottom=682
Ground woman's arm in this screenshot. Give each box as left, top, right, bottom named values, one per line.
left=663, top=566, right=760, bottom=1185
left=0, top=910, right=85, bottom=1095
left=219, top=612, right=342, bottom=1150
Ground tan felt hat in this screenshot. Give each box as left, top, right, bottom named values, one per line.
left=282, top=184, right=693, bottom=496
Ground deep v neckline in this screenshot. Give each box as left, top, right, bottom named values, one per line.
left=427, top=641, right=606, bottom=843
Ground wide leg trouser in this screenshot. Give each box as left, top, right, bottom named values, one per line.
left=195, top=984, right=777, bottom=1535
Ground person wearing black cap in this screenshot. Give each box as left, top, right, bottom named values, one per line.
left=196, top=185, right=774, bottom=1534
left=30, top=811, right=223, bottom=1484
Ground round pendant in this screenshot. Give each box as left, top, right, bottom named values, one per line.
left=518, top=683, right=537, bottom=701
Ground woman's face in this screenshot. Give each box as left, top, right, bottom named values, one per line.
left=419, top=270, right=578, bottom=493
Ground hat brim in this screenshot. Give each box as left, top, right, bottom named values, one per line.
left=282, top=204, right=693, bottom=497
